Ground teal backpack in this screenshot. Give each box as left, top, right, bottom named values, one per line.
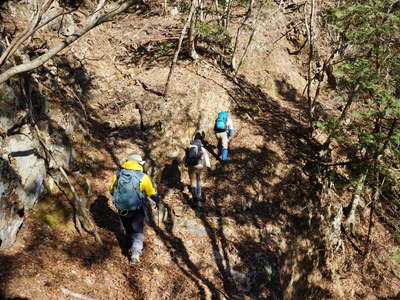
left=112, top=169, right=145, bottom=212
left=215, top=112, right=228, bottom=132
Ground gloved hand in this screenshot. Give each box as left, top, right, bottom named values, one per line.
left=150, top=194, right=162, bottom=207
left=183, top=156, right=189, bottom=167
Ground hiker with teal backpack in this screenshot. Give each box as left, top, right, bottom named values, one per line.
left=109, top=154, right=162, bottom=265
left=184, top=133, right=211, bottom=207
left=214, top=112, right=234, bottom=162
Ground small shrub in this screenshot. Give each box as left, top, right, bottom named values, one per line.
left=154, top=42, right=175, bottom=58
left=196, top=21, right=231, bottom=49
left=177, top=1, right=191, bottom=13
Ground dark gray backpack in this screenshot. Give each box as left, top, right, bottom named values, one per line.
left=185, top=140, right=203, bottom=166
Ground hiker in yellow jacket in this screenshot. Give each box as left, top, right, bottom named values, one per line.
left=109, top=154, right=161, bottom=265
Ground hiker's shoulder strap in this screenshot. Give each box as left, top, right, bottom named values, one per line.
left=109, top=173, right=118, bottom=193
left=191, top=139, right=203, bottom=147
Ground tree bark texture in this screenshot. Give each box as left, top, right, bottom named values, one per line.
left=305, top=0, right=316, bottom=132
left=188, top=0, right=199, bottom=60
left=344, top=172, right=367, bottom=236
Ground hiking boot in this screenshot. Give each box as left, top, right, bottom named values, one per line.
left=130, top=254, right=140, bottom=265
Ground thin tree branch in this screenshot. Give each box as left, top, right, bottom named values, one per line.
left=305, top=0, right=315, bottom=131
left=36, top=8, right=77, bottom=32
left=230, top=0, right=254, bottom=70
left=234, top=0, right=266, bottom=78
left=89, top=0, right=107, bottom=23
left=0, top=0, right=55, bottom=66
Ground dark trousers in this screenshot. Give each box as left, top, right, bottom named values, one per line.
left=120, top=209, right=145, bottom=256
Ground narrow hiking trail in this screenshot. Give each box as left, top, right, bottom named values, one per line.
left=1, top=69, right=309, bottom=300
left=74, top=88, right=299, bottom=300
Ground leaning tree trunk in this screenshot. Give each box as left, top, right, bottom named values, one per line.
left=188, top=0, right=199, bottom=60
left=0, top=0, right=138, bottom=84
left=234, top=1, right=265, bottom=78
left=344, top=172, right=367, bottom=236
left=230, top=0, right=254, bottom=71
left=164, top=0, right=197, bottom=97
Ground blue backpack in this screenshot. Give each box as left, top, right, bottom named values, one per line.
left=215, top=112, right=228, bottom=132
left=112, top=169, right=145, bottom=212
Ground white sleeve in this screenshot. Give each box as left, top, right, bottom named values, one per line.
left=202, top=147, right=211, bottom=168
left=227, top=117, right=233, bottom=131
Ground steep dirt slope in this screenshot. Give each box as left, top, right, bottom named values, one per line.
left=1, top=2, right=399, bottom=300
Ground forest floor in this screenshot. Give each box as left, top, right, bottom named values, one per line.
left=1, top=2, right=400, bottom=300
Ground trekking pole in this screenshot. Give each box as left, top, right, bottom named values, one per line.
left=156, top=203, right=163, bottom=258
left=157, top=203, right=160, bottom=228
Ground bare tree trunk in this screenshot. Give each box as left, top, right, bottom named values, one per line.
left=230, top=0, right=254, bottom=70
left=323, top=84, right=359, bottom=147
left=220, top=0, right=233, bottom=28
left=344, top=172, right=367, bottom=236
left=188, top=0, right=199, bottom=60
left=214, top=0, right=219, bottom=14
left=0, top=0, right=137, bottom=84
left=164, top=0, right=197, bottom=97
left=198, top=0, right=204, bottom=21
left=89, top=0, right=107, bottom=23
left=305, top=0, right=316, bottom=133
left=364, top=176, right=380, bottom=256
left=164, top=0, right=168, bottom=15
left=234, top=1, right=265, bottom=78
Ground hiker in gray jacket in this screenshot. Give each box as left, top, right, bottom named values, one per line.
left=184, top=133, right=211, bottom=207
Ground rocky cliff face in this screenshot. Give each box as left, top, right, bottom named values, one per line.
left=0, top=85, right=46, bottom=248
left=0, top=80, right=78, bottom=248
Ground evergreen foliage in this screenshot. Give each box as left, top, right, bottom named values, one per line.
left=324, top=0, right=400, bottom=236
left=196, top=21, right=231, bottom=48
